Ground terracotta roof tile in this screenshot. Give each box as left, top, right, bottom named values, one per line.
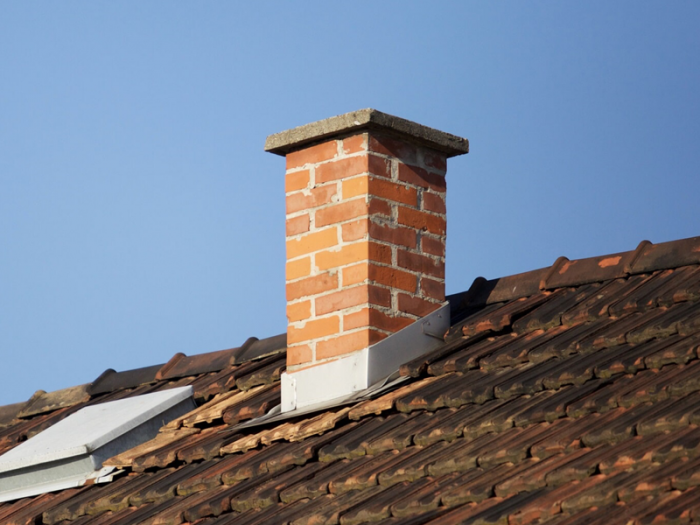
left=104, top=428, right=200, bottom=470
left=0, top=403, right=26, bottom=430
left=233, top=333, right=287, bottom=363
left=544, top=252, right=632, bottom=290
left=17, top=384, right=91, bottom=419
left=5, top=235, right=700, bottom=524
left=87, top=365, right=163, bottom=396
left=630, top=236, right=700, bottom=274
left=156, top=348, right=239, bottom=381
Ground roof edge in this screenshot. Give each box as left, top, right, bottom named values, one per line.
left=458, top=235, right=700, bottom=308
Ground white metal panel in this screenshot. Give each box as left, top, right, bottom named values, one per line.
left=281, top=350, right=369, bottom=412
left=0, top=386, right=193, bottom=473
left=366, top=302, right=450, bottom=385
left=281, top=303, right=450, bottom=412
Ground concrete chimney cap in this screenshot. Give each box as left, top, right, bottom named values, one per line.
left=264, top=108, right=469, bottom=157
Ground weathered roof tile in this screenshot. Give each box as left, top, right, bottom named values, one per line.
left=5, top=235, right=700, bottom=524
left=157, top=348, right=239, bottom=381
left=630, top=236, right=700, bottom=274
left=17, top=384, right=91, bottom=419
left=88, top=365, right=163, bottom=397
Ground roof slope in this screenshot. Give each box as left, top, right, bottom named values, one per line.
left=2, top=236, right=700, bottom=525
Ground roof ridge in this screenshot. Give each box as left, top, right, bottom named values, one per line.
left=3, top=235, right=699, bottom=424
left=0, top=333, right=288, bottom=417
left=454, top=235, right=700, bottom=309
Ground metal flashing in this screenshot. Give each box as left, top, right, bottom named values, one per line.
left=0, top=386, right=195, bottom=503
left=280, top=303, right=450, bottom=413
left=234, top=372, right=411, bottom=431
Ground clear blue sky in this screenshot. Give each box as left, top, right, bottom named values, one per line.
left=1, top=2, right=699, bottom=406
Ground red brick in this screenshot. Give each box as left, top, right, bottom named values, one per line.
left=287, top=344, right=313, bottom=366
left=368, top=134, right=418, bottom=166
left=287, top=300, right=311, bottom=323
left=316, top=156, right=368, bottom=183
left=286, top=185, right=337, bottom=214
left=369, top=264, right=417, bottom=293
left=343, top=134, right=367, bottom=155
left=288, top=316, right=340, bottom=344
left=368, top=154, right=391, bottom=178
left=397, top=250, right=445, bottom=279
left=286, top=214, right=310, bottom=236
left=316, top=329, right=386, bottom=360
left=423, top=151, right=447, bottom=172
left=397, top=293, right=441, bottom=317
left=342, top=219, right=369, bottom=242
left=344, top=175, right=417, bottom=211
left=371, top=311, right=414, bottom=332
left=286, top=272, right=338, bottom=301
left=316, top=241, right=392, bottom=271
left=286, top=257, right=311, bottom=281
left=421, top=235, right=445, bottom=257
left=316, top=283, right=393, bottom=315
left=286, top=228, right=338, bottom=259
left=369, top=177, right=417, bottom=206
left=285, top=170, right=310, bottom=193
left=286, top=141, right=338, bottom=170
left=343, top=308, right=373, bottom=331
left=344, top=308, right=415, bottom=332
left=343, top=176, right=368, bottom=200
left=398, top=163, right=446, bottom=192
left=420, top=276, right=445, bottom=301
left=315, top=198, right=369, bottom=227
left=369, top=221, right=417, bottom=249
left=315, top=285, right=369, bottom=316
left=397, top=206, right=446, bottom=236
left=369, top=198, right=391, bottom=217
left=342, top=263, right=368, bottom=287
left=369, top=285, right=392, bottom=307
left=422, top=192, right=446, bottom=214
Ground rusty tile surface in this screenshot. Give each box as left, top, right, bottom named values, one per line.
left=512, top=286, right=599, bottom=333
left=461, top=293, right=554, bottom=338
left=0, top=402, right=25, bottom=430
left=482, top=268, right=551, bottom=305
left=544, top=253, right=631, bottom=290
left=2, top=236, right=700, bottom=525
left=658, top=265, right=700, bottom=306
left=631, top=236, right=700, bottom=274
left=17, top=384, right=91, bottom=418
left=87, top=365, right=163, bottom=396
left=157, top=348, right=240, bottom=381
left=233, top=333, right=287, bottom=363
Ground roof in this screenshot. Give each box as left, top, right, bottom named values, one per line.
left=2, top=235, right=700, bottom=525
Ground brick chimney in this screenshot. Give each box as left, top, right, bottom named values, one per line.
left=265, top=109, right=468, bottom=386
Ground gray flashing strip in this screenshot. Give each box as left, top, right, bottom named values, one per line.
left=234, top=374, right=411, bottom=431
left=236, top=304, right=448, bottom=430
left=264, top=108, right=469, bottom=157
left=280, top=303, right=450, bottom=413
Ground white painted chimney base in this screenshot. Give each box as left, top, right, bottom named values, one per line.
left=281, top=303, right=450, bottom=413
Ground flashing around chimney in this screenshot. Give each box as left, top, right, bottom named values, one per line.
left=280, top=302, right=449, bottom=413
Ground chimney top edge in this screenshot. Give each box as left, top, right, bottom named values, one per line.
left=264, top=108, right=469, bottom=157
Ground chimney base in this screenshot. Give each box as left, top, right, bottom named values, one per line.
left=280, top=302, right=449, bottom=412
